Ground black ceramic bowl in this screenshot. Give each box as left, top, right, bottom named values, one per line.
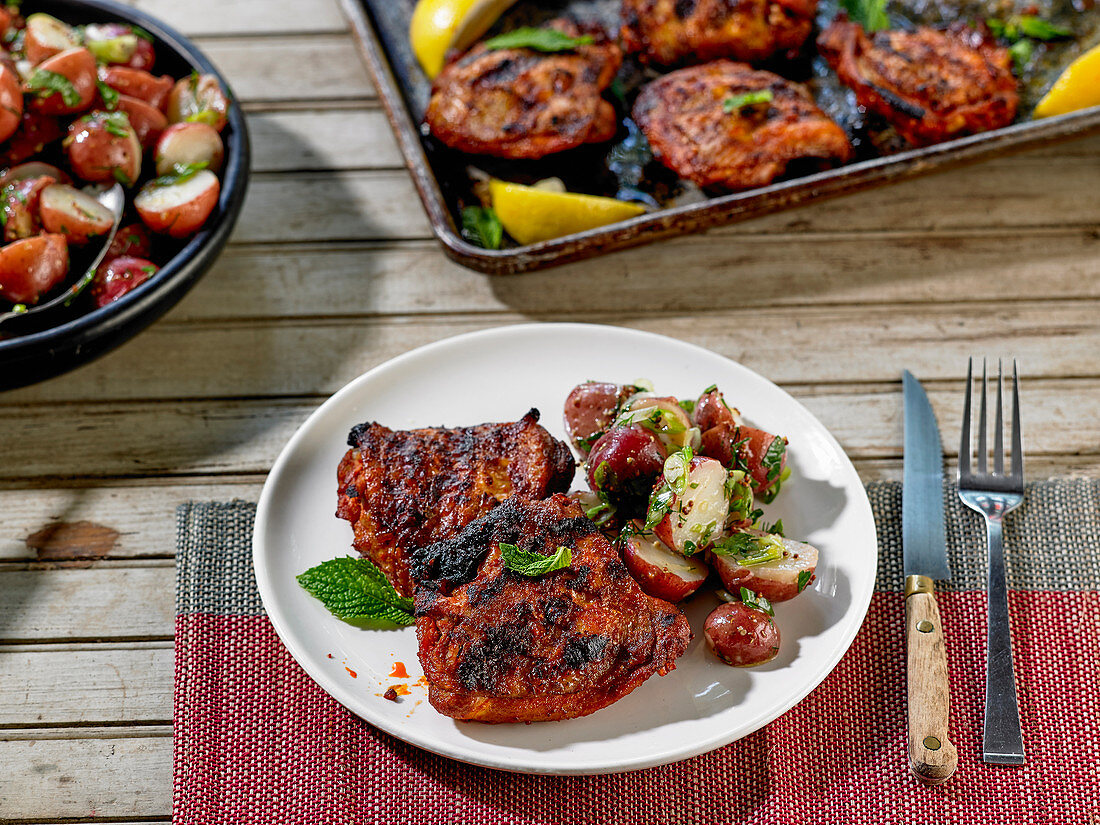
left=0, top=0, right=250, bottom=391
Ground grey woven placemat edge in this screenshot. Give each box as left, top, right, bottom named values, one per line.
left=175, top=480, right=1100, bottom=617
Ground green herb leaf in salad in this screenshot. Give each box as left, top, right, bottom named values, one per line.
left=484, top=27, right=594, bottom=53
left=740, top=586, right=775, bottom=616
left=712, top=531, right=785, bottom=565
left=297, top=556, right=415, bottom=626
left=500, top=542, right=572, bottom=576
left=797, top=569, right=814, bottom=592
left=26, top=69, right=80, bottom=106
left=145, top=161, right=209, bottom=190
left=96, top=80, right=120, bottom=111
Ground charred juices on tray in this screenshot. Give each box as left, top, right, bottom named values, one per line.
left=565, top=379, right=817, bottom=668
left=0, top=10, right=231, bottom=312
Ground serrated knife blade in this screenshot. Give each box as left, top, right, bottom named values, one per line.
left=903, top=370, right=951, bottom=581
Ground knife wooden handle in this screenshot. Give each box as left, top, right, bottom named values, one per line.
left=905, top=574, right=958, bottom=785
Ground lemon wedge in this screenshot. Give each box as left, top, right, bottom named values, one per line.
left=409, top=0, right=519, bottom=78
left=489, top=179, right=647, bottom=245
left=1034, top=43, right=1100, bottom=118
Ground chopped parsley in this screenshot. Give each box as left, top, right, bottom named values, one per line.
left=97, top=80, right=120, bottom=110
left=758, top=436, right=788, bottom=504
left=711, top=532, right=784, bottom=565
left=26, top=69, right=80, bottom=106
left=145, top=161, right=208, bottom=190
left=740, top=587, right=774, bottom=616
left=500, top=542, right=571, bottom=576
left=797, top=570, right=813, bottom=592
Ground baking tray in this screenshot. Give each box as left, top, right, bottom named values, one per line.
left=341, top=0, right=1100, bottom=274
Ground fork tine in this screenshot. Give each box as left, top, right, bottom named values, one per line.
left=1011, top=360, right=1023, bottom=480
left=978, top=359, right=988, bottom=474
left=994, top=359, right=1005, bottom=475
left=959, top=357, right=973, bottom=479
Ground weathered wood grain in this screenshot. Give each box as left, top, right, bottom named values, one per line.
left=0, top=734, right=171, bottom=820
left=0, top=481, right=262, bottom=562
left=6, top=303, right=1100, bottom=404
left=1, top=382, right=1098, bottom=481
left=249, top=110, right=402, bottom=172
left=0, top=644, right=172, bottom=726
left=0, top=565, right=176, bottom=641
left=131, top=0, right=347, bottom=36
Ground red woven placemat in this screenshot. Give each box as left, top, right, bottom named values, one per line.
left=174, top=481, right=1100, bottom=824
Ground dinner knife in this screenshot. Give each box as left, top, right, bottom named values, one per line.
left=902, top=370, right=958, bottom=785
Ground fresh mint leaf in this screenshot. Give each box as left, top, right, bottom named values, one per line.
left=740, top=586, right=774, bottom=616
left=1015, top=15, right=1072, bottom=40
left=839, top=0, right=888, bottom=32
left=723, top=90, right=773, bottom=113
left=100, top=111, right=131, bottom=138
left=460, top=205, right=502, bottom=250
left=297, top=557, right=415, bottom=626
left=96, top=80, right=120, bottom=110
left=27, top=69, right=80, bottom=106
left=485, top=27, right=594, bottom=53
left=500, top=542, right=571, bottom=576
left=797, top=569, right=813, bottom=592
left=1009, top=39, right=1033, bottom=74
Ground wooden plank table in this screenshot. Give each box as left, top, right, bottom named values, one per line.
left=1, top=0, right=1098, bottom=819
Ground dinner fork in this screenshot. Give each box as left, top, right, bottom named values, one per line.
left=957, top=358, right=1026, bottom=765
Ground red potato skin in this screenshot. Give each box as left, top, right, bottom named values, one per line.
left=2, top=174, right=55, bottom=242
left=693, top=389, right=738, bottom=431
left=564, top=381, right=626, bottom=454
left=1, top=111, right=62, bottom=166
left=106, top=222, right=153, bottom=259
left=99, top=66, right=173, bottom=111
left=704, top=602, right=780, bottom=667
left=0, top=162, right=70, bottom=187
left=0, top=63, right=23, bottom=143
left=124, top=38, right=156, bottom=71
left=28, top=47, right=97, bottom=115
left=586, top=424, right=668, bottom=513
left=23, top=19, right=78, bottom=66
left=90, top=255, right=156, bottom=307
left=65, top=112, right=142, bottom=185
left=620, top=528, right=709, bottom=602
left=166, top=74, right=228, bottom=131
left=710, top=537, right=818, bottom=602
left=135, top=172, right=220, bottom=238
left=740, top=427, right=787, bottom=497
left=116, top=94, right=167, bottom=148
left=0, top=233, right=69, bottom=304
left=0, top=8, right=12, bottom=40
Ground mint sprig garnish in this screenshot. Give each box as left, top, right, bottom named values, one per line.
left=484, top=27, right=594, bottom=53
left=500, top=542, right=571, bottom=576
left=297, top=556, right=415, bottom=626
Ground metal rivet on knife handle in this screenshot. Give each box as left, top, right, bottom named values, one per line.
left=917, top=620, right=934, bottom=633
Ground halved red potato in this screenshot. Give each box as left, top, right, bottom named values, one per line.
left=693, top=387, right=740, bottom=431
left=586, top=423, right=667, bottom=513
left=166, top=73, right=228, bottom=131
left=90, top=255, right=157, bottom=307
left=2, top=174, right=56, bottom=242
left=0, top=234, right=69, bottom=304
left=65, top=110, right=142, bottom=186
left=650, top=455, right=730, bottom=555
left=23, top=13, right=80, bottom=65
left=154, top=122, right=224, bottom=175
left=98, top=66, right=173, bottom=111
left=617, top=393, right=699, bottom=451
left=0, top=63, right=23, bottom=143
left=134, top=168, right=219, bottom=237
left=564, top=381, right=621, bottom=454
left=704, top=601, right=780, bottom=667
left=620, top=523, right=708, bottom=602
left=125, top=37, right=156, bottom=71
left=739, top=427, right=788, bottom=501
left=0, top=162, right=70, bottom=188
left=39, top=184, right=115, bottom=244
left=27, top=47, right=97, bottom=115
left=0, top=7, right=13, bottom=41
left=82, top=23, right=140, bottom=65
left=106, top=222, right=153, bottom=259
left=1, top=111, right=62, bottom=166
left=116, top=94, right=167, bottom=148
left=711, top=535, right=818, bottom=602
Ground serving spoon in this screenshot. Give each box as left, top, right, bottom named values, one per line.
left=0, top=183, right=125, bottom=331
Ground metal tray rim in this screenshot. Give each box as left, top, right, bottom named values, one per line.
left=341, top=0, right=1100, bottom=275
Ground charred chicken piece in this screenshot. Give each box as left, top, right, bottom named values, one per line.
left=817, top=20, right=1018, bottom=148
left=424, top=19, right=622, bottom=159
left=410, top=494, right=691, bottom=723
left=336, top=410, right=575, bottom=597
left=621, top=0, right=817, bottom=67
left=632, top=61, right=852, bottom=191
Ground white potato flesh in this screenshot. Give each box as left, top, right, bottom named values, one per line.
left=652, top=457, right=730, bottom=555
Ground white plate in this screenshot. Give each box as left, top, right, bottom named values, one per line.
left=253, top=323, right=877, bottom=775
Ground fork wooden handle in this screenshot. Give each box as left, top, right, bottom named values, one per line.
left=905, top=574, right=958, bottom=784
